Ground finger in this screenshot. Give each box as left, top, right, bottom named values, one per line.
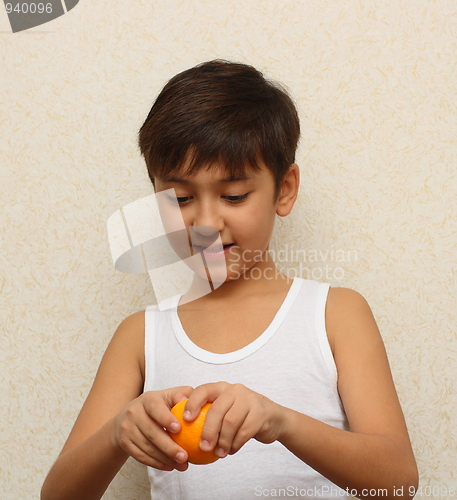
left=129, top=436, right=188, bottom=472
left=183, top=382, right=228, bottom=421
left=117, top=421, right=174, bottom=469
left=141, top=421, right=189, bottom=465
left=134, top=404, right=189, bottom=464
left=128, top=439, right=174, bottom=470
left=198, top=392, right=238, bottom=453
left=211, top=402, right=249, bottom=458
left=130, top=421, right=190, bottom=471
left=143, top=395, right=185, bottom=435
left=169, top=385, right=194, bottom=407
left=229, top=411, right=260, bottom=455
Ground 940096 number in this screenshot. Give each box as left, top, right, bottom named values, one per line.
left=5, top=3, right=53, bottom=14
left=410, top=485, right=456, bottom=497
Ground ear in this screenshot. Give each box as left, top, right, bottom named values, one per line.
left=276, top=164, right=300, bottom=217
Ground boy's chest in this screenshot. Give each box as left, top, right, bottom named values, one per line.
left=177, top=293, right=287, bottom=354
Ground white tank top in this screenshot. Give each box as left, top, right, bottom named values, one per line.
left=143, top=277, right=350, bottom=499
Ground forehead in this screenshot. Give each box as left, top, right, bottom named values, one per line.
left=156, top=163, right=269, bottom=187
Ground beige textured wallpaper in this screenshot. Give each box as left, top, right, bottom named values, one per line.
left=1, top=0, right=456, bottom=499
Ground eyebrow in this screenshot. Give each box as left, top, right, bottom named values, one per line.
left=159, top=174, right=254, bottom=185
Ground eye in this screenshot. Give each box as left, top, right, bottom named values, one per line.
left=168, top=194, right=250, bottom=205
left=165, top=195, right=191, bottom=205
left=224, top=193, right=249, bottom=204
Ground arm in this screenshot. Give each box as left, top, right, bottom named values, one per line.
left=184, top=288, right=418, bottom=499
left=41, top=311, right=192, bottom=500
left=279, top=287, right=419, bottom=498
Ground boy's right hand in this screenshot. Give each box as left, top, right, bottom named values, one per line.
left=113, top=386, right=193, bottom=472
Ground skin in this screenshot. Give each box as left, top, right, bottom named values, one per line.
left=155, top=162, right=294, bottom=302
left=41, top=162, right=419, bottom=500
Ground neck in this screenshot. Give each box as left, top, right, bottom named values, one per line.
left=180, top=250, right=291, bottom=306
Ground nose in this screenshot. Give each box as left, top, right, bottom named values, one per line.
left=190, top=198, right=225, bottom=235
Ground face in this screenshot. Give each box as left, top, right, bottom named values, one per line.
left=154, top=163, right=281, bottom=287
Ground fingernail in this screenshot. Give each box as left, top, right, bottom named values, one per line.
left=200, top=439, right=211, bottom=450
left=183, top=410, right=192, bottom=420
left=176, top=451, right=186, bottom=462
left=216, top=447, right=227, bottom=458
left=170, top=421, right=179, bottom=433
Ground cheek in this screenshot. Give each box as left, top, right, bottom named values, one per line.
left=235, top=207, right=275, bottom=240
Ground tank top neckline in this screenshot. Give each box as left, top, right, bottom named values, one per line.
left=169, top=276, right=303, bottom=364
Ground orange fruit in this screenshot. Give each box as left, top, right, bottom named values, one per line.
left=169, top=399, right=219, bottom=465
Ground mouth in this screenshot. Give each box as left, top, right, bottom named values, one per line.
left=194, top=243, right=234, bottom=252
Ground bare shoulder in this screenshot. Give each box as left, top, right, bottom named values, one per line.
left=325, top=287, right=415, bottom=450
left=108, top=310, right=146, bottom=380
left=115, top=309, right=145, bottom=335
left=59, top=310, right=146, bottom=455
left=323, top=288, right=418, bottom=485
left=325, top=287, right=376, bottom=357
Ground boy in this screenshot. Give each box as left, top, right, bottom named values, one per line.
left=41, top=60, right=418, bottom=500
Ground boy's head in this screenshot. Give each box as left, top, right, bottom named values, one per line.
left=138, top=60, right=300, bottom=203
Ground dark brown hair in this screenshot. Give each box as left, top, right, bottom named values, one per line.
left=138, top=59, right=300, bottom=202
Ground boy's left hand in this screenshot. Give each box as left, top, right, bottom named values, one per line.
left=182, top=382, right=285, bottom=458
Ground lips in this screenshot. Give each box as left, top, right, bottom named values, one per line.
left=190, top=243, right=235, bottom=262
left=194, top=243, right=234, bottom=252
